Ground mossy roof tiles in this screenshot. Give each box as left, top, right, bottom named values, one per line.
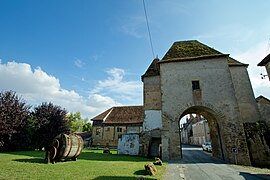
left=142, top=40, right=247, bottom=78
left=141, top=58, right=160, bottom=79
left=161, top=40, right=222, bottom=61
left=228, top=57, right=248, bottom=67
left=159, top=40, right=246, bottom=66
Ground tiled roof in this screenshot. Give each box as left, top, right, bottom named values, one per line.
left=158, top=40, right=246, bottom=66
left=91, top=106, right=144, bottom=124
left=161, top=40, right=223, bottom=62
left=256, top=95, right=270, bottom=104
left=141, top=58, right=160, bottom=79
left=227, top=57, right=248, bottom=67
left=258, top=54, right=270, bottom=66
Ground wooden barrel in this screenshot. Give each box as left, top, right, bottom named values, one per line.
left=50, top=133, right=83, bottom=162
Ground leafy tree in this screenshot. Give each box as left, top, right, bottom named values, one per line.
left=32, top=102, right=69, bottom=151
left=0, top=91, right=30, bottom=151
left=82, top=122, right=92, bottom=132
left=8, top=116, right=38, bottom=151
left=66, top=112, right=84, bottom=132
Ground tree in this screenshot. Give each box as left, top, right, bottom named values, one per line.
left=82, top=122, right=92, bottom=132
left=66, top=112, right=84, bottom=132
left=8, top=116, right=37, bottom=151
left=0, top=91, right=30, bottom=151
left=32, top=102, right=69, bottom=151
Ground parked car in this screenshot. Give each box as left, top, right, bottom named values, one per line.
left=202, top=142, right=212, bottom=152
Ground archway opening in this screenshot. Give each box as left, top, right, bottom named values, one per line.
left=178, top=106, right=225, bottom=160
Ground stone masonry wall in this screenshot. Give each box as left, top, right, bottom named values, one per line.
left=143, top=76, right=161, bottom=110
left=159, top=57, right=251, bottom=165
left=257, top=100, right=270, bottom=127
left=229, top=65, right=261, bottom=123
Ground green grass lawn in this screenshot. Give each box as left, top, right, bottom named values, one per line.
left=0, top=149, right=165, bottom=180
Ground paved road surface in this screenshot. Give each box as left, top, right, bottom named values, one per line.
left=164, top=145, right=270, bottom=180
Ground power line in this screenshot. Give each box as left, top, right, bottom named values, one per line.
left=143, top=0, right=155, bottom=58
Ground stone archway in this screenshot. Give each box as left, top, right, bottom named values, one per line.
left=161, top=102, right=251, bottom=165
left=178, top=105, right=225, bottom=160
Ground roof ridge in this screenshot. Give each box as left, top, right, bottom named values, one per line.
left=103, top=107, right=114, bottom=122
left=256, top=95, right=270, bottom=103
left=161, top=40, right=223, bottom=61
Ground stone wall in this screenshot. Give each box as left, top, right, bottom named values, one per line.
left=141, top=74, right=162, bottom=157
left=159, top=57, right=251, bottom=165
left=244, top=122, right=270, bottom=166
left=143, top=76, right=161, bottom=110
left=257, top=97, right=270, bottom=127
left=229, top=65, right=261, bottom=123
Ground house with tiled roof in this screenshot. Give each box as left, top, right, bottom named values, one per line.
left=258, top=54, right=270, bottom=80
left=256, top=96, right=270, bottom=127
left=91, top=106, right=143, bottom=147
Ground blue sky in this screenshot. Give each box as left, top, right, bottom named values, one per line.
left=0, top=0, right=270, bottom=118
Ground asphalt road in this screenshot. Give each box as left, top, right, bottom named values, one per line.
left=164, top=145, right=270, bottom=180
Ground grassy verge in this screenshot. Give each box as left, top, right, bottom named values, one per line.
left=0, top=149, right=165, bottom=179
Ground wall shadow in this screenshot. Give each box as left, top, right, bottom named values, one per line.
left=13, top=158, right=45, bottom=164
left=78, top=151, right=153, bottom=162
left=92, top=176, right=154, bottom=180
left=239, top=172, right=270, bottom=180
left=3, top=150, right=44, bottom=158
left=134, top=170, right=147, bottom=176
left=5, top=150, right=153, bottom=164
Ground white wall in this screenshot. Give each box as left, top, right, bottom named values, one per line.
left=117, top=134, right=139, bottom=155
left=143, top=110, right=162, bottom=131
left=126, top=126, right=140, bottom=134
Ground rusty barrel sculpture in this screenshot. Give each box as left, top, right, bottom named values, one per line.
left=47, top=133, right=83, bottom=164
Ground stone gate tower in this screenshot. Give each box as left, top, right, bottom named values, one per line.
left=141, top=40, right=263, bottom=165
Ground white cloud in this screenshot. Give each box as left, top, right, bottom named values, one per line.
left=74, top=59, right=84, bottom=68
left=91, top=68, right=143, bottom=104
left=231, top=40, right=270, bottom=98
left=0, top=62, right=142, bottom=119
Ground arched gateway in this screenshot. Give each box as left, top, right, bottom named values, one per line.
left=141, top=40, right=263, bottom=166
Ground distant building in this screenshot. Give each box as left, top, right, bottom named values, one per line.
left=256, top=96, right=270, bottom=127
left=258, top=54, right=270, bottom=80
left=91, top=106, right=143, bottom=147
left=181, top=114, right=210, bottom=145
left=190, top=120, right=210, bottom=145
left=75, top=132, right=92, bottom=148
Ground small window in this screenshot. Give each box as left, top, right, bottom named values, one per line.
left=117, top=127, right=122, bottom=133
left=96, top=128, right=101, bottom=135
left=192, top=81, right=200, bottom=90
